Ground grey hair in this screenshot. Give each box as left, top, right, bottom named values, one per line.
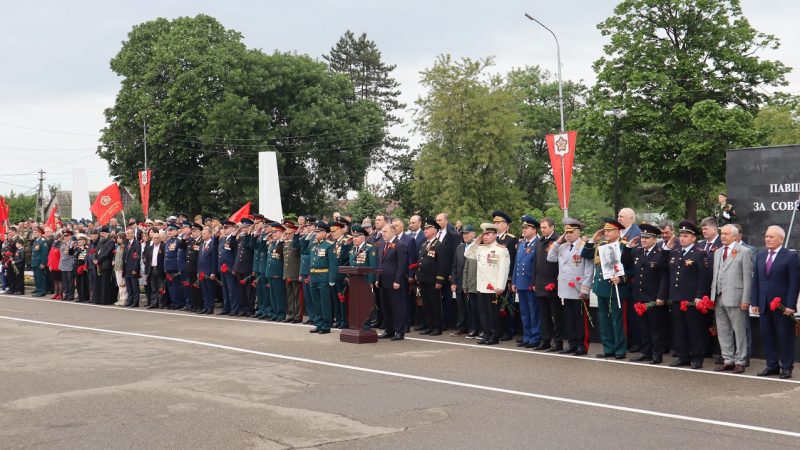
left=720, top=224, right=739, bottom=237
left=767, top=225, right=786, bottom=240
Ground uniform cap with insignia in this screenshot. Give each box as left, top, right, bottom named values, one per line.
left=64, top=229, right=75, bottom=236
left=252, top=214, right=265, bottom=221
left=460, top=224, right=476, bottom=233
left=639, top=223, right=661, bottom=237
left=315, top=222, right=331, bottom=233
left=678, top=220, right=699, bottom=235
left=562, top=217, right=585, bottom=232
left=521, top=214, right=540, bottom=229
left=99, top=225, right=110, bottom=233
left=181, top=222, right=191, bottom=229
left=361, top=217, right=372, bottom=228
left=350, top=224, right=366, bottom=236
left=191, top=223, right=203, bottom=231
left=177, top=213, right=189, bottom=220
left=167, top=216, right=177, bottom=222
left=167, top=223, right=179, bottom=231
left=306, top=216, right=317, bottom=224
left=480, top=222, right=499, bottom=233
left=282, top=220, right=298, bottom=230
left=240, top=217, right=254, bottom=226
left=423, top=217, right=441, bottom=230
left=491, top=210, right=511, bottom=224
left=221, top=220, right=236, bottom=227
left=271, top=222, right=286, bottom=231
left=75, top=233, right=88, bottom=241
left=602, top=218, right=625, bottom=231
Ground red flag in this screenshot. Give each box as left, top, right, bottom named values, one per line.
left=90, top=183, right=124, bottom=225
left=138, top=169, right=152, bottom=219
left=0, top=195, right=6, bottom=239
left=546, top=131, right=577, bottom=210
left=228, top=202, right=251, bottom=223
left=46, top=204, right=58, bottom=230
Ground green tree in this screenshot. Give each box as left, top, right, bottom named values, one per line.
left=577, top=0, right=789, bottom=221
left=348, top=186, right=388, bottom=223
left=413, top=55, right=528, bottom=219
left=98, top=15, right=384, bottom=217
left=754, top=102, right=800, bottom=145
left=506, top=66, right=587, bottom=210
left=323, top=31, right=416, bottom=209
left=5, top=192, right=37, bottom=224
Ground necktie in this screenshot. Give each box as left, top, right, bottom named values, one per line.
left=569, top=243, right=573, bottom=251
left=722, top=246, right=729, bottom=261
left=766, top=251, right=775, bottom=274
left=704, top=242, right=710, bottom=252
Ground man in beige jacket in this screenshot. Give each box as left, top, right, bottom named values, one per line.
left=464, top=223, right=510, bottom=346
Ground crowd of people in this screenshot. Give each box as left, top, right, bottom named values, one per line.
left=1, top=204, right=797, bottom=378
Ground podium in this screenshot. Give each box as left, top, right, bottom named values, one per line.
left=338, top=266, right=381, bottom=344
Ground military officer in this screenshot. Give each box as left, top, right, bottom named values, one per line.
left=415, top=218, right=449, bottom=336
left=164, top=223, right=184, bottom=309
left=330, top=219, right=352, bottom=329
left=179, top=223, right=203, bottom=312
left=267, top=222, right=287, bottom=321
left=233, top=217, right=255, bottom=316
left=464, top=222, right=511, bottom=345
left=511, top=215, right=540, bottom=348
left=491, top=211, right=517, bottom=340
left=348, top=224, right=377, bottom=283
left=713, top=193, right=736, bottom=226
left=282, top=221, right=303, bottom=323
left=660, top=220, right=711, bottom=369
left=581, top=218, right=634, bottom=359
left=30, top=226, right=49, bottom=297
left=253, top=221, right=271, bottom=320
left=295, top=216, right=317, bottom=325
left=308, top=222, right=338, bottom=334
left=625, top=224, right=670, bottom=364
left=217, top=220, right=238, bottom=315
left=176, top=223, right=190, bottom=308
left=546, top=218, right=594, bottom=355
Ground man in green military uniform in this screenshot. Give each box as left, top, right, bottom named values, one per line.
left=282, top=221, right=302, bottom=323
left=348, top=224, right=377, bottom=281
left=267, top=222, right=287, bottom=322
left=330, top=219, right=352, bottom=329
left=309, top=222, right=338, bottom=334
left=713, top=192, right=736, bottom=226
left=30, top=226, right=49, bottom=297
left=253, top=221, right=272, bottom=320
left=581, top=218, right=635, bottom=359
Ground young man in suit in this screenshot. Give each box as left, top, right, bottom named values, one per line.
left=143, top=231, right=166, bottom=309
left=122, top=227, right=142, bottom=307
left=710, top=224, right=752, bottom=374
left=751, top=225, right=799, bottom=379
left=376, top=223, right=408, bottom=340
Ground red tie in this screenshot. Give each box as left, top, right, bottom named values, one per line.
left=722, top=246, right=728, bottom=261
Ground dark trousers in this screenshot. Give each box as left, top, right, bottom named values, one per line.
left=440, top=281, right=454, bottom=329
left=33, top=266, right=46, bottom=294
left=201, top=279, right=216, bottom=311
left=760, top=309, right=796, bottom=370
left=538, top=295, right=564, bottom=346
left=453, top=287, right=469, bottom=332
left=420, top=282, right=442, bottom=331
left=310, top=281, right=332, bottom=331
left=380, top=284, right=406, bottom=334
left=183, top=272, right=202, bottom=309
left=478, top=292, right=501, bottom=340
left=286, top=280, right=301, bottom=321
left=237, top=273, right=255, bottom=314
left=467, top=292, right=480, bottom=333
left=269, top=277, right=287, bottom=320
left=75, top=273, right=90, bottom=302
left=166, top=272, right=184, bottom=308
left=221, top=272, right=238, bottom=313
left=405, top=282, right=417, bottom=327
left=302, top=276, right=315, bottom=322
left=14, top=265, right=25, bottom=293
left=672, top=304, right=707, bottom=363
left=562, top=298, right=586, bottom=350
left=99, top=268, right=114, bottom=305
left=45, top=267, right=53, bottom=293
left=125, top=276, right=140, bottom=306
left=147, top=271, right=164, bottom=307
left=331, top=278, right=347, bottom=327
left=638, top=302, right=668, bottom=358
left=88, top=268, right=97, bottom=303
left=61, top=270, right=74, bottom=300
left=626, top=295, right=641, bottom=348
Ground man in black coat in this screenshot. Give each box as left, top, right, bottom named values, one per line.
left=376, top=223, right=409, bottom=341
left=434, top=213, right=460, bottom=329
left=122, top=227, right=142, bottom=307
left=143, top=232, right=166, bottom=308
left=94, top=226, right=117, bottom=305
left=535, top=217, right=563, bottom=351
left=416, top=218, right=450, bottom=336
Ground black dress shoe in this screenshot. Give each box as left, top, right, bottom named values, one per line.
left=378, top=332, right=394, bottom=339
left=499, top=335, right=512, bottom=341
left=309, top=328, right=320, bottom=333
left=391, top=333, right=404, bottom=341
left=429, top=329, right=442, bottom=336
left=650, top=357, right=663, bottom=365
left=534, top=342, right=550, bottom=351
left=477, top=338, right=489, bottom=345
left=484, top=339, right=499, bottom=345
left=780, top=368, right=793, bottom=379
left=596, top=353, right=614, bottom=358
left=559, top=347, right=577, bottom=354
left=615, top=354, right=627, bottom=360
left=466, top=331, right=479, bottom=338
left=216, top=311, right=229, bottom=315
left=414, top=325, right=427, bottom=331
left=318, top=329, right=331, bottom=334
left=629, top=354, right=652, bottom=362
left=690, top=361, right=703, bottom=370
left=525, top=343, right=537, bottom=348
left=546, top=345, right=563, bottom=353
left=574, top=348, right=587, bottom=356
left=669, top=359, right=691, bottom=367
left=419, top=329, right=432, bottom=335
left=758, top=367, right=780, bottom=376
left=236, top=312, right=247, bottom=317
left=628, top=345, right=641, bottom=353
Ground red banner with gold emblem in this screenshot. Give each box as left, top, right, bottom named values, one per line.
left=545, top=131, right=577, bottom=210
left=138, top=169, right=152, bottom=219
left=90, top=183, right=123, bottom=226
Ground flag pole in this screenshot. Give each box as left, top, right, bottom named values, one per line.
left=785, top=193, right=800, bottom=249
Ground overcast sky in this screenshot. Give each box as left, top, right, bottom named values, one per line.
left=1, top=0, right=798, bottom=197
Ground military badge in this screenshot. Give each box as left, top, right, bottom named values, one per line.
left=685, top=259, right=694, bottom=267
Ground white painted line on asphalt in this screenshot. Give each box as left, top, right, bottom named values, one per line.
left=2, top=293, right=798, bottom=385
left=1, top=314, right=799, bottom=440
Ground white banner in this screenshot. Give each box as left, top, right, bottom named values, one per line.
left=258, top=151, right=283, bottom=221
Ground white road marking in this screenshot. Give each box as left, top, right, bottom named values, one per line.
left=1, top=313, right=799, bottom=440
left=2, top=293, right=798, bottom=385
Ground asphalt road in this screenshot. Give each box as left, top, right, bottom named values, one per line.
left=1, top=293, right=799, bottom=449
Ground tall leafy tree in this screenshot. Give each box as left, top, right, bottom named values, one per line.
left=576, top=0, right=789, bottom=221
left=323, top=31, right=415, bottom=209
left=413, top=55, right=528, bottom=218
left=98, top=15, right=384, bottom=216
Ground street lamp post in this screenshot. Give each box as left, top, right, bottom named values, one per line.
left=525, top=13, right=568, bottom=219
left=603, top=109, right=627, bottom=216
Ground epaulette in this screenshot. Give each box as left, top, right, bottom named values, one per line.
left=365, top=243, right=373, bottom=248
left=326, top=239, right=335, bottom=244
left=507, top=233, right=516, bottom=238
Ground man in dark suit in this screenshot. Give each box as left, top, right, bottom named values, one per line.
left=660, top=220, right=711, bottom=369
left=368, top=215, right=388, bottom=328
left=752, top=225, right=799, bottom=379
left=94, top=226, right=116, bottom=305
left=122, top=227, right=142, bottom=307
left=407, top=215, right=426, bottom=249
left=197, top=225, right=218, bottom=314
left=376, top=223, right=408, bottom=341
left=698, top=217, right=723, bottom=255
left=435, top=213, right=460, bottom=329
left=535, top=217, right=562, bottom=351
left=143, top=231, right=166, bottom=309
left=618, top=207, right=642, bottom=352
left=393, top=218, right=418, bottom=333
left=416, top=218, right=449, bottom=336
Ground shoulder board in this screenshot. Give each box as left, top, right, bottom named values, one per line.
left=365, top=243, right=373, bottom=248
left=326, top=239, right=335, bottom=244
left=507, top=233, right=516, bottom=238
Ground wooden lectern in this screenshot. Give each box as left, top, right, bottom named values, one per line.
left=338, top=266, right=381, bottom=344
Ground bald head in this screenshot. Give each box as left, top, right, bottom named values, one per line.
left=617, top=208, right=635, bottom=228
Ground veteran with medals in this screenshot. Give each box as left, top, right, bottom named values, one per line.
left=416, top=218, right=449, bottom=336
left=308, top=222, right=338, bottom=334
left=464, top=222, right=511, bottom=345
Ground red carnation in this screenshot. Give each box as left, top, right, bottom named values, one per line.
left=770, top=297, right=782, bottom=311
left=499, top=308, right=507, bottom=318
left=220, top=263, right=229, bottom=274
left=182, top=281, right=191, bottom=287
left=158, top=288, right=166, bottom=295
left=545, top=282, right=556, bottom=291
left=239, top=279, right=246, bottom=285
left=679, top=300, right=689, bottom=312
left=198, top=272, right=206, bottom=281
left=634, top=302, right=648, bottom=316
left=487, top=283, right=494, bottom=291
left=575, top=277, right=582, bottom=282
left=165, top=273, right=174, bottom=282
left=568, top=281, right=576, bottom=288
left=338, top=293, right=346, bottom=303
left=251, top=281, right=257, bottom=288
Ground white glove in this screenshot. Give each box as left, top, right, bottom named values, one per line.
left=329, top=282, right=335, bottom=287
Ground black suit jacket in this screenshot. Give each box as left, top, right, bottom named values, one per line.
left=660, top=245, right=711, bottom=301
left=94, top=237, right=116, bottom=271
left=122, top=239, right=142, bottom=277
left=377, top=237, right=408, bottom=287
left=534, top=233, right=560, bottom=296
left=416, top=238, right=449, bottom=284
left=143, top=242, right=165, bottom=277
left=626, top=245, right=669, bottom=302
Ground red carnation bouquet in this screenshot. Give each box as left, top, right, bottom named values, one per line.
left=165, top=273, right=174, bottom=282
left=770, top=297, right=798, bottom=323
left=695, top=295, right=715, bottom=314
left=487, top=283, right=515, bottom=318
left=220, top=263, right=229, bottom=274
left=76, top=264, right=87, bottom=276
left=545, top=282, right=556, bottom=292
